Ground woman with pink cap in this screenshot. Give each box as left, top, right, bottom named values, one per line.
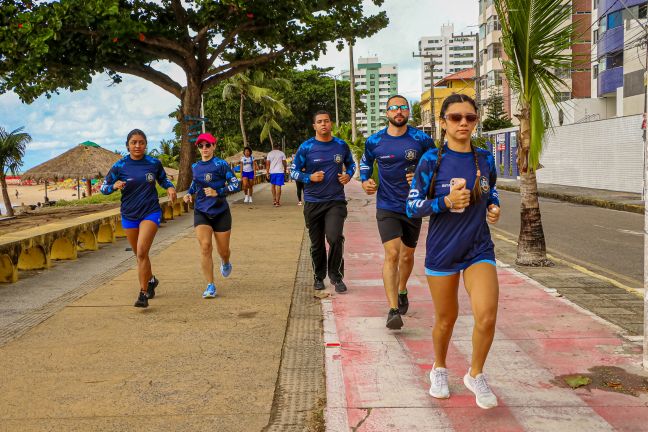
left=183, top=133, right=240, bottom=298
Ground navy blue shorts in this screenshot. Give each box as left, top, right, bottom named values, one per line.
left=242, top=171, right=254, bottom=180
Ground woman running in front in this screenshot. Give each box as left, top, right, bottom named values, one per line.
left=101, top=129, right=177, bottom=308
left=239, top=146, right=256, bottom=203
left=184, top=133, right=240, bottom=299
left=406, top=94, right=501, bottom=409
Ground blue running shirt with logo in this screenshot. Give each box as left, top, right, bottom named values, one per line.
left=101, top=155, right=174, bottom=220
left=290, top=137, right=356, bottom=203
left=188, top=157, right=240, bottom=217
left=360, top=126, right=434, bottom=214
left=406, top=145, right=500, bottom=272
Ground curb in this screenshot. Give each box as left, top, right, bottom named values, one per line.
left=497, top=184, right=644, bottom=214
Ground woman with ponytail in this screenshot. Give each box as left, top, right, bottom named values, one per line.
left=406, top=94, right=501, bottom=409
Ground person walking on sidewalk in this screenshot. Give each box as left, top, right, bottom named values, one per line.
left=291, top=110, right=356, bottom=293
left=239, top=146, right=256, bottom=203
left=101, top=129, right=177, bottom=308
left=183, top=133, right=240, bottom=299
left=360, top=95, right=433, bottom=330
left=406, top=94, right=501, bottom=409
left=266, top=143, right=287, bottom=206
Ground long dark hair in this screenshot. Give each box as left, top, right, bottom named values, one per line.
left=428, top=94, right=482, bottom=203
left=243, top=146, right=252, bottom=156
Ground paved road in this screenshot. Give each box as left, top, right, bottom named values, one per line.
left=495, top=190, right=643, bottom=288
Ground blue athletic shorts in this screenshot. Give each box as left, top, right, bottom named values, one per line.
left=270, top=173, right=285, bottom=186
left=425, top=259, right=496, bottom=277
left=242, top=171, right=254, bottom=180
left=121, top=211, right=162, bottom=229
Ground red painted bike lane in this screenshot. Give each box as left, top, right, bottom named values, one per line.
left=323, top=181, right=647, bottom=432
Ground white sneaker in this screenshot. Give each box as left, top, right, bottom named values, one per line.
left=429, top=363, right=450, bottom=399
left=244, top=195, right=249, bottom=203
left=248, top=196, right=252, bottom=203
left=463, top=369, right=498, bottom=409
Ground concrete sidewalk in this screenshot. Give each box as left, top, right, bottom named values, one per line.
left=324, top=182, right=648, bottom=431
left=497, top=178, right=643, bottom=214
left=0, top=185, right=308, bottom=431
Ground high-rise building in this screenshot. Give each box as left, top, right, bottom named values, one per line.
left=593, top=0, right=647, bottom=118
left=419, top=24, right=477, bottom=93
left=342, top=57, right=398, bottom=136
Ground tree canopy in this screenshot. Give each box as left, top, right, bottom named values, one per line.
left=0, top=0, right=388, bottom=189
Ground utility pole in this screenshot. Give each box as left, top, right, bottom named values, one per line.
left=413, top=51, right=438, bottom=139
left=643, top=35, right=648, bottom=370
left=349, top=41, right=357, bottom=142
left=454, top=32, right=482, bottom=137
left=333, top=76, right=339, bottom=126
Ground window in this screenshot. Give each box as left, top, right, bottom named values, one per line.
left=607, top=11, right=622, bottom=30
left=487, top=43, right=501, bottom=60
left=606, top=51, right=623, bottom=69
left=593, top=63, right=599, bottom=79
left=639, top=5, right=647, bottom=19
left=593, top=29, right=598, bottom=44
left=554, top=92, right=571, bottom=102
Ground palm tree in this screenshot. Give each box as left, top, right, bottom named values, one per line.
left=251, top=95, right=292, bottom=147
left=494, top=0, right=575, bottom=266
left=0, top=127, right=31, bottom=216
left=222, top=71, right=272, bottom=147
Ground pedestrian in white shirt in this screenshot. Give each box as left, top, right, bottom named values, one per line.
left=266, top=144, right=287, bottom=207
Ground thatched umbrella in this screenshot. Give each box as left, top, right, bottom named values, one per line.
left=22, top=141, right=120, bottom=199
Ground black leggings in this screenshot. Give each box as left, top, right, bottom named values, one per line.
left=296, top=181, right=304, bottom=201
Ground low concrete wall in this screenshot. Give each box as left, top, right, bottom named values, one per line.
left=0, top=195, right=189, bottom=283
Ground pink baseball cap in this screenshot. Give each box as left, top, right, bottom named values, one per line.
left=195, top=133, right=218, bottom=145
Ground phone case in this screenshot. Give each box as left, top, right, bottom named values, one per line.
left=449, top=178, right=465, bottom=213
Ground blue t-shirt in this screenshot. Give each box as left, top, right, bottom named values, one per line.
left=101, top=155, right=174, bottom=220
left=360, top=126, right=434, bottom=214
left=406, top=145, right=500, bottom=272
left=290, top=136, right=356, bottom=203
left=188, top=157, right=240, bottom=217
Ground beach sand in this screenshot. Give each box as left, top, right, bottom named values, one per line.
left=2, top=184, right=93, bottom=212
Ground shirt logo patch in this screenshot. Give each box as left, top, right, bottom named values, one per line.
left=334, top=154, right=342, bottom=164
left=205, top=173, right=213, bottom=182
left=146, top=173, right=154, bottom=183
left=405, top=149, right=417, bottom=161
left=480, top=176, right=490, bottom=193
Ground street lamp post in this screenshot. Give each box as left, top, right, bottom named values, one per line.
left=323, top=72, right=343, bottom=125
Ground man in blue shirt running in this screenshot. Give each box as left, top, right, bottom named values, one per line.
left=360, top=95, right=434, bottom=329
left=291, top=110, right=356, bottom=293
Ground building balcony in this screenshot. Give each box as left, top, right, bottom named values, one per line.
left=598, top=66, right=623, bottom=97
left=597, top=26, right=623, bottom=58
left=601, top=0, right=643, bottom=14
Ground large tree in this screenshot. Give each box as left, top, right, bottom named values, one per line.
left=482, top=86, right=513, bottom=132
left=0, top=126, right=30, bottom=217
left=0, top=0, right=388, bottom=190
left=494, top=0, right=575, bottom=265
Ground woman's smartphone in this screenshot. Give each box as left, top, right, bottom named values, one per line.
left=449, top=178, right=465, bottom=213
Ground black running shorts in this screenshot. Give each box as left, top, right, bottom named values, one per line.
left=194, top=208, right=232, bottom=232
left=376, top=208, right=422, bottom=248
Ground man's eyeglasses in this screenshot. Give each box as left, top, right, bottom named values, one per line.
left=387, top=105, right=409, bottom=112
left=197, top=143, right=213, bottom=149
left=444, top=113, right=478, bottom=123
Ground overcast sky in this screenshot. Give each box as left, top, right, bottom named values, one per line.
left=0, top=0, right=478, bottom=170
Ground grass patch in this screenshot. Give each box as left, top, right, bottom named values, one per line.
left=55, top=184, right=172, bottom=207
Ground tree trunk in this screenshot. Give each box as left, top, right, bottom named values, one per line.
left=86, top=178, right=92, bottom=197
left=268, top=129, right=274, bottom=148
left=177, top=81, right=202, bottom=191
left=240, top=93, right=248, bottom=147
left=0, top=175, right=14, bottom=217
left=515, top=104, right=552, bottom=266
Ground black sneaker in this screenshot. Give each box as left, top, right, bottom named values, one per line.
left=147, top=276, right=159, bottom=299
left=398, top=291, right=409, bottom=315
left=333, top=280, right=347, bottom=293
left=386, top=308, right=403, bottom=330
left=134, top=291, right=149, bottom=308
left=313, top=278, right=325, bottom=290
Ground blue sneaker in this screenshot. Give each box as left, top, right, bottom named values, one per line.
left=220, top=261, right=232, bottom=278
left=202, top=283, right=216, bottom=299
